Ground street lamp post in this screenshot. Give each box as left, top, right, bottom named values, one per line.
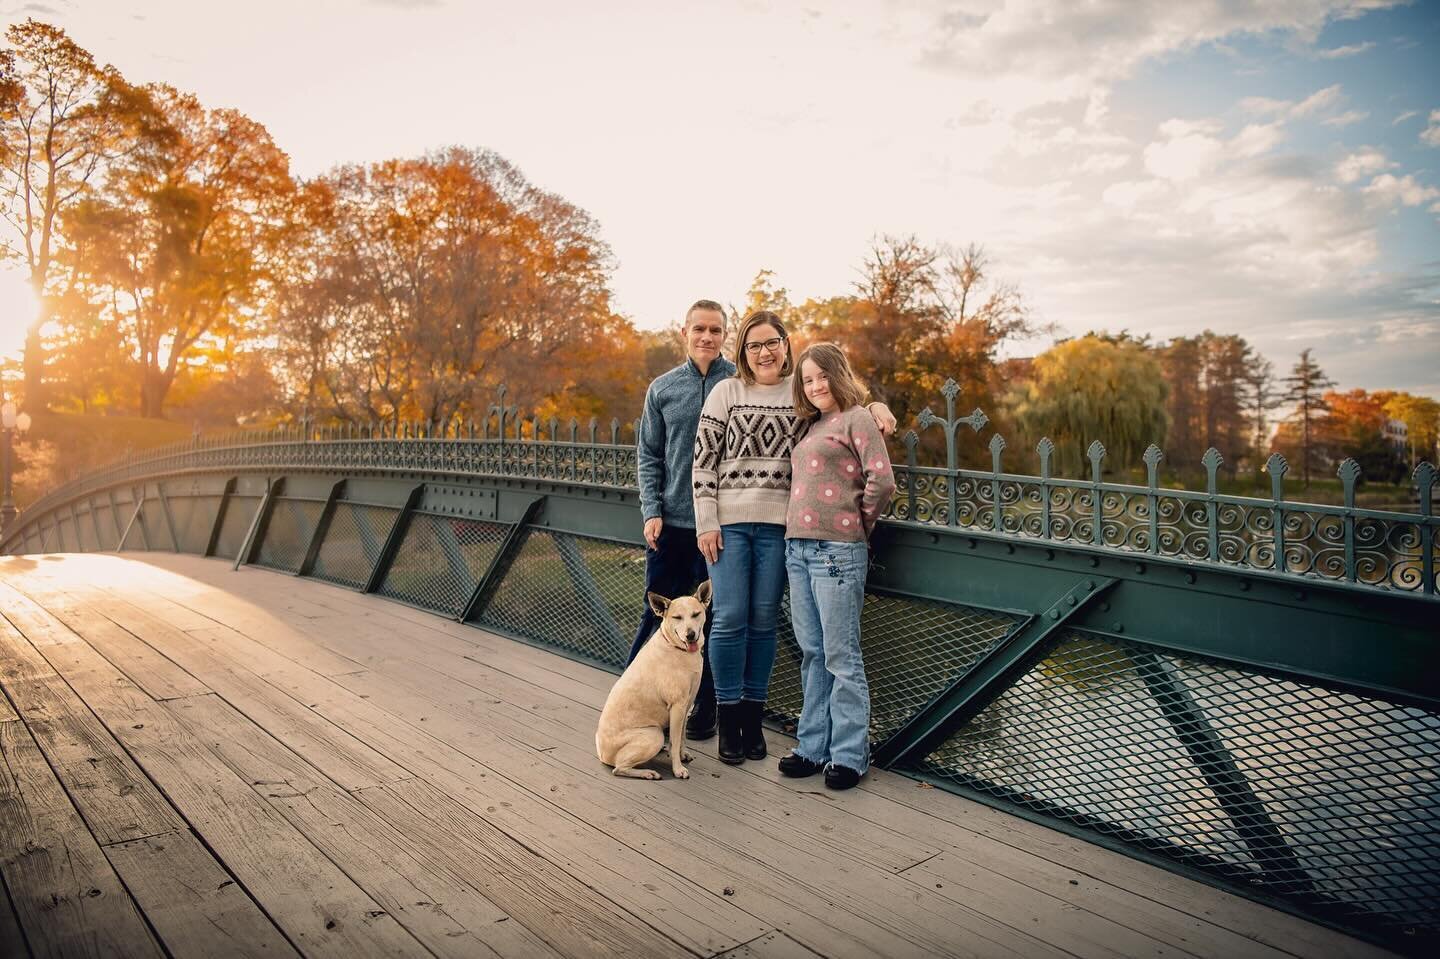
left=1, top=401, right=33, bottom=534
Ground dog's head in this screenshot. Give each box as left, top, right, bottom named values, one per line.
left=647, top=580, right=712, bottom=654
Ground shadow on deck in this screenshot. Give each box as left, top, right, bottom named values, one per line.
left=0, top=553, right=1398, bottom=958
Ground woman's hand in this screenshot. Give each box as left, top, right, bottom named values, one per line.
left=697, top=529, right=724, bottom=564
left=867, top=402, right=898, bottom=437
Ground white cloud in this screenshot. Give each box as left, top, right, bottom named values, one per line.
left=1335, top=149, right=1395, bottom=184
left=1321, top=110, right=1368, bottom=128
left=1240, top=95, right=1292, bottom=117
left=1077, top=151, right=1132, bottom=174
left=1316, top=41, right=1375, bottom=58
left=1393, top=110, right=1419, bottom=125
left=1291, top=84, right=1343, bottom=117
left=1422, top=110, right=1440, bottom=147
left=1232, top=122, right=1285, bottom=157
left=1363, top=174, right=1440, bottom=207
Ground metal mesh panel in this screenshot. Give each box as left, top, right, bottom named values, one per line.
left=475, top=530, right=644, bottom=669
left=75, top=512, right=96, bottom=552
left=168, top=494, right=220, bottom=554
left=93, top=503, right=119, bottom=551
left=144, top=503, right=175, bottom=552
left=767, top=592, right=1022, bottom=742
left=379, top=513, right=507, bottom=615
left=214, top=495, right=260, bottom=559
left=913, top=631, right=1440, bottom=938
left=311, top=503, right=399, bottom=589
left=255, top=497, right=322, bottom=572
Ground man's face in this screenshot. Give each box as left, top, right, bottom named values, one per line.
left=682, top=308, right=726, bottom=365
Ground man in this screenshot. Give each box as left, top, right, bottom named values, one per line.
left=632, top=299, right=733, bottom=739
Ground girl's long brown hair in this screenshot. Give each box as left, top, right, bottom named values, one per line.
left=792, top=341, right=867, bottom=425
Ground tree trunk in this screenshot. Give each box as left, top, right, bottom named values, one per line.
left=22, top=328, right=45, bottom=411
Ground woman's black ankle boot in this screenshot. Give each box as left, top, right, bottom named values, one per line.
left=740, top=699, right=767, bottom=760
left=717, top=703, right=745, bottom=764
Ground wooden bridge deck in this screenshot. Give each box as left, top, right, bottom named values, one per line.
left=0, top=552, right=1395, bottom=959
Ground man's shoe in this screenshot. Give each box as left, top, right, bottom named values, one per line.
left=686, top=697, right=716, bottom=740
left=739, top=699, right=767, bottom=760
left=778, top=752, right=824, bottom=778
left=717, top=703, right=745, bottom=764
left=824, top=764, right=863, bottom=790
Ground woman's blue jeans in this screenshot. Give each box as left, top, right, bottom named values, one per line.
left=705, top=522, right=786, bottom=704
left=784, top=538, right=870, bottom=773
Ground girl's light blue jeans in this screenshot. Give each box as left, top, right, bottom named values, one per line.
left=705, top=522, right=786, bottom=704
left=784, top=538, right=870, bottom=773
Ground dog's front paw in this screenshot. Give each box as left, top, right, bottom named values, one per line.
left=681, top=749, right=694, bottom=762
left=640, top=769, right=661, bottom=780
left=674, top=765, right=690, bottom=779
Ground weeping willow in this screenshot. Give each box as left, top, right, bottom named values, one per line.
left=1009, top=336, right=1170, bottom=478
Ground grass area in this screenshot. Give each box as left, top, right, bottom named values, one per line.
left=10, top=412, right=193, bottom=510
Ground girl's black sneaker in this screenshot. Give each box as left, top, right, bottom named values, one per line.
left=824, top=764, right=862, bottom=790
left=778, top=752, right=823, bottom=778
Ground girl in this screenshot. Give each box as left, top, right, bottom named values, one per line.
left=693, top=313, right=896, bottom=764
left=778, top=342, right=895, bottom=790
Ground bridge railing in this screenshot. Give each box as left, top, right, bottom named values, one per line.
left=8, top=378, right=1437, bottom=597
left=3, top=382, right=1439, bottom=953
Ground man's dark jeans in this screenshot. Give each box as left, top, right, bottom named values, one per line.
left=629, top=523, right=714, bottom=710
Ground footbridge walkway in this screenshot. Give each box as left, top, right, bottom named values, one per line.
left=0, top=389, right=1435, bottom=957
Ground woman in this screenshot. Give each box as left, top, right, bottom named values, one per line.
left=693, top=311, right=894, bottom=764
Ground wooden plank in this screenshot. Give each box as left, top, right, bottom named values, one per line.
left=0, top=721, right=164, bottom=959
left=141, top=561, right=1114, bottom=958
left=852, top=762, right=1395, bottom=959
left=103, top=831, right=298, bottom=959
left=4, top=608, right=433, bottom=959
left=0, top=869, right=32, bottom=959
left=153, top=583, right=943, bottom=876
left=0, top=690, right=17, bottom=724
left=4, top=585, right=210, bottom=701
left=46, top=587, right=408, bottom=791
left=715, top=930, right=825, bottom=959
left=105, top=592, right=761, bottom=957
left=0, top=613, right=187, bottom=845
left=167, top=692, right=570, bottom=959
left=119, top=554, right=1392, bottom=959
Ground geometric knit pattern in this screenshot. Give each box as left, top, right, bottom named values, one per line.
left=692, top=377, right=800, bottom=533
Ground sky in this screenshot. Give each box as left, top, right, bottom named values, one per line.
left=2, top=0, right=1439, bottom=395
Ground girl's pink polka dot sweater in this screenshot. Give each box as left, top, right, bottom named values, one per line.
left=786, top=405, right=896, bottom=542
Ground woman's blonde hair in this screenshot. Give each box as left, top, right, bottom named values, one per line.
left=733, top=310, right=794, bottom=385
left=793, top=341, right=867, bottom=423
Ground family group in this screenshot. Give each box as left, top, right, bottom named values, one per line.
left=630, top=300, right=897, bottom=790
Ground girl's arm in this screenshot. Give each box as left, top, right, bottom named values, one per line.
left=850, top=410, right=897, bottom=537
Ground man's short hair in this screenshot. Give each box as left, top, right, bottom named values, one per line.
left=684, top=299, right=727, bottom=327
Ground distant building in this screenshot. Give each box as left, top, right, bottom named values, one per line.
left=1382, top=417, right=1408, bottom=455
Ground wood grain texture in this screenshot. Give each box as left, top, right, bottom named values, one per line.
left=0, top=721, right=163, bottom=959
left=0, top=611, right=186, bottom=845
left=0, top=552, right=1398, bottom=959
left=103, top=831, right=298, bottom=958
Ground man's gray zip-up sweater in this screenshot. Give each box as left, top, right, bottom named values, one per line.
left=637, top=356, right=737, bottom=527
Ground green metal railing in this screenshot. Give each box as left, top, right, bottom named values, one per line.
left=2, top=383, right=1437, bottom=954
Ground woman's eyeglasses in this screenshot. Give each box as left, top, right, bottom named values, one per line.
left=744, top=336, right=787, bottom=355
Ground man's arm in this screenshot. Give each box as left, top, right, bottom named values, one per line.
left=637, top=385, right=667, bottom=540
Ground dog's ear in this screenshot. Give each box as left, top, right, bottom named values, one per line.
left=647, top=592, right=671, bottom=616
left=694, top=579, right=713, bottom=608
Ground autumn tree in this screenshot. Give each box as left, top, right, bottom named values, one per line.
left=271, top=147, right=626, bottom=430
left=792, top=235, right=1040, bottom=438
left=1376, top=391, right=1440, bottom=469
left=1280, top=349, right=1335, bottom=487
left=61, top=82, right=294, bottom=417
left=0, top=20, right=128, bottom=408
left=1008, top=335, right=1169, bottom=477
left=1318, top=389, right=1405, bottom=484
